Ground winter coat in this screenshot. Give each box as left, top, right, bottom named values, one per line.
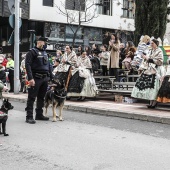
left=0, top=66, right=6, bottom=83
left=107, top=43, right=120, bottom=69
left=90, top=56, right=100, bottom=71
left=100, top=51, right=110, bottom=66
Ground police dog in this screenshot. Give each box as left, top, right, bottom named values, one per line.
left=44, top=66, right=72, bottom=122
left=0, top=99, right=14, bottom=136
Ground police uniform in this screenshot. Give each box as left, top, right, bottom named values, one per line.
left=25, top=37, right=53, bottom=124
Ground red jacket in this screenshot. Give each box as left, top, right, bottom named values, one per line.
left=2, top=58, right=8, bottom=68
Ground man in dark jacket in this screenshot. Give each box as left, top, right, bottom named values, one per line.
left=25, top=37, right=53, bottom=124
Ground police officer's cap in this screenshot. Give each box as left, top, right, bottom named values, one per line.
left=37, top=37, right=48, bottom=42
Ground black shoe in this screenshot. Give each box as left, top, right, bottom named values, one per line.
left=9, top=90, right=14, bottom=93
left=35, top=115, right=49, bottom=121
left=147, top=105, right=152, bottom=108
left=81, top=97, right=86, bottom=101
left=150, top=103, right=158, bottom=109
left=26, top=118, right=36, bottom=124
left=77, top=97, right=82, bottom=101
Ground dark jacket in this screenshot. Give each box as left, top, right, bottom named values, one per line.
left=25, top=47, right=53, bottom=81
left=90, top=56, right=100, bottom=71
left=0, top=70, right=6, bottom=83
left=119, top=48, right=126, bottom=61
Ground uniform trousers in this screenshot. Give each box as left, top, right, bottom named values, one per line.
left=25, top=77, right=49, bottom=119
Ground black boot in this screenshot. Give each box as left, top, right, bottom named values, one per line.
left=26, top=118, right=36, bottom=124
left=35, top=115, right=49, bottom=121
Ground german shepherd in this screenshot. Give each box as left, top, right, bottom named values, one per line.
left=44, top=86, right=67, bottom=122
left=0, top=99, right=14, bottom=136
left=44, top=65, right=72, bottom=122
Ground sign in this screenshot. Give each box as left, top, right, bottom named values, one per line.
left=9, top=14, right=22, bottom=29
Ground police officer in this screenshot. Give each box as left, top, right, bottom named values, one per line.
left=25, top=37, right=53, bottom=124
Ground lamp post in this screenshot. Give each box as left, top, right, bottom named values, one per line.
left=14, top=0, right=20, bottom=94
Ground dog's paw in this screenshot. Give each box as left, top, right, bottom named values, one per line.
left=59, top=117, right=63, bottom=121
left=52, top=118, right=57, bottom=122
left=4, top=134, right=9, bottom=136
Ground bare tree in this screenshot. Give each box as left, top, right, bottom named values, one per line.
left=55, top=0, right=99, bottom=47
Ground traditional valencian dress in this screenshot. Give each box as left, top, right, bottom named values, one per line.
left=67, top=55, right=98, bottom=97
left=62, top=51, right=77, bottom=67
left=157, top=58, right=170, bottom=103
left=131, top=47, right=165, bottom=100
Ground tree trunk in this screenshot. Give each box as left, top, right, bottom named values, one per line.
left=72, top=25, right=81, bottom=47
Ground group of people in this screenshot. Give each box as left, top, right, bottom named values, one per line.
left=1, top=34, right=170, bottom=124
left=0, top=54, right=14, bottom=92
left=131, top=36, right=170, bottom=108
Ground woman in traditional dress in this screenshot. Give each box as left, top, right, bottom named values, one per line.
left=131, top=39, right=164, bottom=108
left=157, top=57, right=170, bottom=103
left=67, top=51, right=97, bottom=100
left=62, top=45, right=77, bottom=68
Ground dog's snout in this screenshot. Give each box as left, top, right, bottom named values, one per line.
left=10, top=105, right=14, bottom=110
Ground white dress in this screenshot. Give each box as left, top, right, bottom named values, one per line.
left=67, top=56, right=98, bottom=97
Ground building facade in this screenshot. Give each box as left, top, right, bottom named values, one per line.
left=0, top=0, right=135, bottom=54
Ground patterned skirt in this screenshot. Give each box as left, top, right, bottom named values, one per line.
left=157, top=76, right=170, bottom=103
left=131, top=73, right=161, bottom=100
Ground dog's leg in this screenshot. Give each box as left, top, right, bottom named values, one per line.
left=52, top=102, right=57, bottom=122
left=2, top=120, right=8, bottom=136
left=59, top=102, right=64, bottom=121
left=44, top=102, right=50, bottom=118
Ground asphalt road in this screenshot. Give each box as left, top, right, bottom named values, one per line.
left=0, top=101, right=170, bottom=170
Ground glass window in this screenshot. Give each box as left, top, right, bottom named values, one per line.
left=66, top=25, right=83, bottom=43
left=84, top=27, right=102, bottom=45
left=96, top=0, right=112, bottom=16
left=122, top=0, right=135, bottom=18
left=45, top=23, right=65, bottom=42
left=21, top=0, right=29, bottom=3
left=43, top=0, right=53, bottom=7
left=65, top=0, right=85, bottom=11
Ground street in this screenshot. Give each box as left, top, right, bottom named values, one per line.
left=0, top=101, right=170, bottom=170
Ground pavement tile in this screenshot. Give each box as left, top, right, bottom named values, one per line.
left=2, top=92, right=170, bottom=125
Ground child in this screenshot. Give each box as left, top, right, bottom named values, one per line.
left=157, top=57, right=170, bottom=103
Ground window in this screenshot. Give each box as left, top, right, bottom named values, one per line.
left=43, top=0, right=53, bottom=7
left=96, top=0, right=112, bottom=16
left=122, top=0, right=135, bottom=18
left=84, top=27, right=102, bottom=44
left=21, top=0, right=29, bottom=3
left=65, top=0, right=85, bottom=11
left=66, top=25, right=83, bottom=43
left=45, top=23, right=65, bottom=42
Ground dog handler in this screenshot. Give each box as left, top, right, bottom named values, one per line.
left=25, top=37, right=53, bottom=124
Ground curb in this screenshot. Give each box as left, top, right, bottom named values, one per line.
left=64, top=104, right=170, bottom=125
left=3, top=94, right=170, bottom=125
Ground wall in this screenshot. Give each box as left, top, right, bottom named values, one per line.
left=29, top=0, right=135, bottom=31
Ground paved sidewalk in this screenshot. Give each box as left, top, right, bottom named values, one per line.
left=2, top=92, right=170, bottom=125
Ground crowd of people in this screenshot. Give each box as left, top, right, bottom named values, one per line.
left=1, top=34, right=170, bottom=110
